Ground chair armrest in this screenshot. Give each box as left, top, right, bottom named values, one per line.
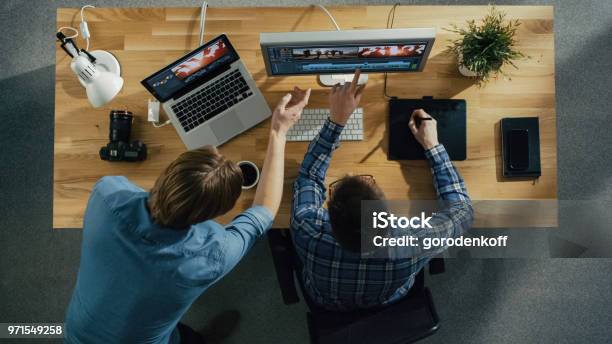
left=428, top=256, right=445, bottom=275
left=267, top=229, right=300, bottom=305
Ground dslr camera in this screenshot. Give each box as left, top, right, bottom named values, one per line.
left=99, top=110, right=147, bottom=162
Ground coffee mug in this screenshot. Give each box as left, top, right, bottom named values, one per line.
left=237, top=161, right=260, bottom=190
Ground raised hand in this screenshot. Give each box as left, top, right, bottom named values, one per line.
left=271, top=87, right=311, bottom=135
left=329, top=69, right=365, bottom=126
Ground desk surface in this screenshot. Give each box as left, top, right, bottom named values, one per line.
left=54, top=6, right=556, bottom=229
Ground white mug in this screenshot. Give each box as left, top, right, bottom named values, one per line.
left=237, top=161, right=260, bottom=190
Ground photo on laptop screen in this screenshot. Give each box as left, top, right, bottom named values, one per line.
left=141, top=35, right=239, bottom=102
left=171, top=40, right=229, bottom=82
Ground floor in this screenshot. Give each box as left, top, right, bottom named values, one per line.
left=0, top=0, right=611, bottom=343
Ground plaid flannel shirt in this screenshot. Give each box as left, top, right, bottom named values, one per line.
left=291, top=118, right=473, bottom=311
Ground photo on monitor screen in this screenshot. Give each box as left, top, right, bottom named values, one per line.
left=358, top=44, right=426, bottom=58
left=291, top=47, right=359, bottom=60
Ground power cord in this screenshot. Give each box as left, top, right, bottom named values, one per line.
left=198, top=1, right=208, bottom=46
left=80, top=5, right=95, bottom=50
left=57, top=26, right=79, bottom=39
left=315, top=5, right=340, bottom=31
left=147, top=99, right=172, bottom=128
left=383, top=3, right=401, bottom=100
left=57, top=5, right=95, bottom=51
left=151, top=1, right=207, bottom=129
left=152, top=119, right=172, bottom=128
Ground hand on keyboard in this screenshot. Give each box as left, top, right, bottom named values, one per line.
left=329, top=69, right=365, bottom=126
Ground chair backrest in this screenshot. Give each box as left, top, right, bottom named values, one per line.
left=306, top=285, right=439, bottom=344
left=267, top=229, right=442, bottom=344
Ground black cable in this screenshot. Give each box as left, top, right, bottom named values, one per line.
left=383, top=3, right=401, bottom=99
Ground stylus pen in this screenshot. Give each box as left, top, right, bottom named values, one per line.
left=416, top=117, right=433, bottom=128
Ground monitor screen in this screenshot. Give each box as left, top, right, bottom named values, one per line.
left=265, top=42, right=429, bottom=75
left=141, top=35, right=239, bottom=102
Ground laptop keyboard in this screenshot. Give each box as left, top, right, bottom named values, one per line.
left=287, top=108, right=363, bottom=141
left=171, top=69, right=253, bottom=132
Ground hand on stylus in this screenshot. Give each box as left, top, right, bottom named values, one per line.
left=408, top=109, right=439, bottom=150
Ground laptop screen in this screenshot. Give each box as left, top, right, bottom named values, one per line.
left=141, top=34, right=239, bottom=102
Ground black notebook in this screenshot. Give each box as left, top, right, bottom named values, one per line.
left=500, top=117, right=541, bottom=178
left=388, top=98, right=467, bottom=161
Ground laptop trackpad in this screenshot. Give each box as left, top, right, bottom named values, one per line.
left=210, top=111, right=244, bottom=143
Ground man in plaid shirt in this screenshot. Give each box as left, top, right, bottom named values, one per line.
left=291, top=70, right=473, bottom=311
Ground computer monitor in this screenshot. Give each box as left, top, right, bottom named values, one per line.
left=260, top=28, right=435, bottom=85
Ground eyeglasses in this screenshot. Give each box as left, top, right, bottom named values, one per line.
left=329, top=174, right=376, bottom=195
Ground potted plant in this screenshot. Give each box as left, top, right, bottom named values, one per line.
left=446, top=7, right=525, bottom=84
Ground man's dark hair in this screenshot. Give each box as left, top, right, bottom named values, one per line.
left=148, top=146, right=243, bottom=230
left=328, top=176, right=385, bottom=252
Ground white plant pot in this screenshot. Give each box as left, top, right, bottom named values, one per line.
left=457, top=54, right=478, bottom=77
left=458, top=64, right=478, bottom=77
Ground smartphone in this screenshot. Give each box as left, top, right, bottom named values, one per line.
left=508, top=129, right=529, bottom=170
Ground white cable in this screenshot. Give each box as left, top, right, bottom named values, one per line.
left=315, top=4, right=340, bottom=31
left=80, top=5, right=95, bottom=22
left=152, top=120, right=172, bottom=128
left=57, top=5, right=95, bottom=50
left=198, top=1, right=208, bottom=46
left=58, top=26, right=79, bottom=39
left=80, top=5, right=95, bottom=50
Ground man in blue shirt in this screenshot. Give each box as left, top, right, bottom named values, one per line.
left=65, top=87, right=311, bottom=343
left=291, top=70, right=473, bottom=311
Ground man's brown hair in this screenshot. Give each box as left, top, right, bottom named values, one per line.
left=148, top=146, right=243, bottom=229
left=328, top=176, right=385, bottom=252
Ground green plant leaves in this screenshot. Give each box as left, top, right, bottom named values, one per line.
left=445, top=6, right=525, bottom=85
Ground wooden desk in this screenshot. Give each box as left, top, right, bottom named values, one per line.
left=54, top=6, right=556, bottom=229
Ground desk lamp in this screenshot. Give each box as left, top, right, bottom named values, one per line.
left=56, top=32, right=124, bottom=108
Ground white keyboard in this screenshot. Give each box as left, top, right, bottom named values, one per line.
left=287, top=108, right=364, bottom=141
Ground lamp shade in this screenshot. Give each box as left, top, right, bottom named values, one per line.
left=85, top=71, right=124, bottom=108
left=70, top=54, right=124, bottom=108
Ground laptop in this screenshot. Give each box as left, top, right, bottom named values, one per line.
left=141, top=34, right=271, bottom=149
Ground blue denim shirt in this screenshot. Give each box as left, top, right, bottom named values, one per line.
left=65, top=176, right=273, bottom=343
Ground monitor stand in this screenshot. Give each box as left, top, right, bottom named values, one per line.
left=319, top=73, right=368, bottom=87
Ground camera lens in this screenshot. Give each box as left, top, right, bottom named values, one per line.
left=109, top=111, right=133, bottom=142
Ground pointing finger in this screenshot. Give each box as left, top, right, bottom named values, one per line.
left=350, top=69, right=361, bottom=93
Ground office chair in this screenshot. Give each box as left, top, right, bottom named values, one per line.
left=267, top=228, right=445, bottom=344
